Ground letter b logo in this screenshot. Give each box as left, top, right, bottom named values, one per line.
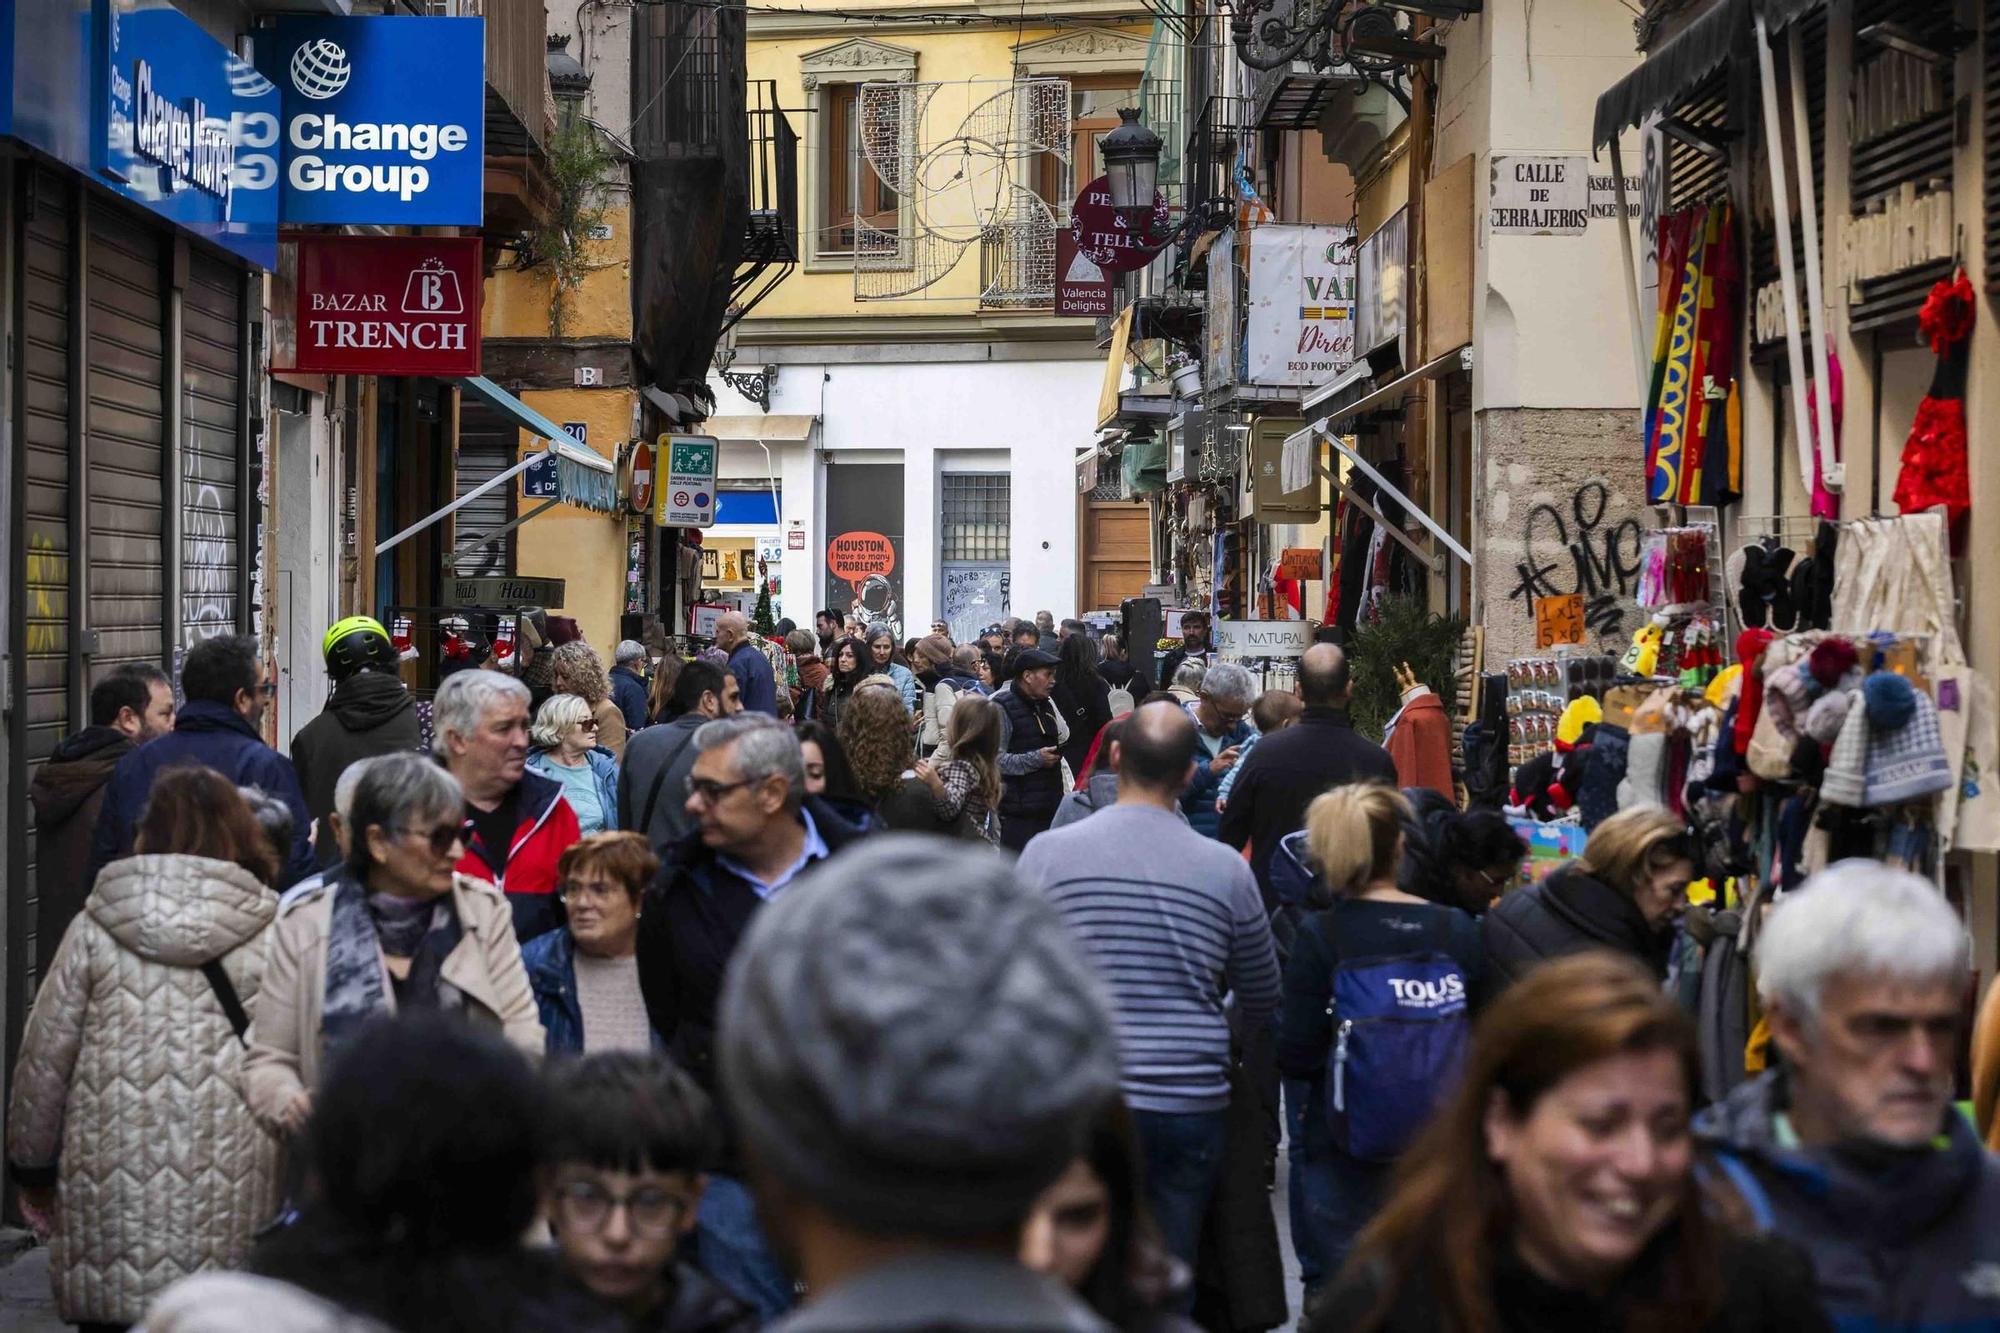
left=417, top=273, right=443, bottom=310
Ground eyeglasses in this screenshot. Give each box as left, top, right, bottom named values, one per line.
left=686, top=776, right=758, bottom=805
left=557, top=877, right=628, bottom=904
left=575, top=719, right=600, bottom=732
left=551, top=1180, right=691, bottom=1239
left=400, top=819, right=473, bottom=857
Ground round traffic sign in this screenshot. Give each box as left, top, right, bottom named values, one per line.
left=674, top=490, right=691, bottom=507
left=694, top=492, right=710, bottom=507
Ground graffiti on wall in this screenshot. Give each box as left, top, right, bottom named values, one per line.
left=184, top=481, right=235, bottom=644
left=1505, top=481, right=1646, bottom=638
left=26, top=532, right=64, bottom=657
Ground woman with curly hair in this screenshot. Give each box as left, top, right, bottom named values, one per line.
left=837, top=686, right=972, bottom=836
left=551, top=640, right=627, bottom=761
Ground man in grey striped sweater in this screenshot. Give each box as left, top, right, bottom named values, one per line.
left=1017, top=699, right=1281, bottom=1278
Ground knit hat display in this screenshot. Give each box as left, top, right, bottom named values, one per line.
left=1819, top=691, right=1870, bottom=807
left=1618, top=731, right=1668, bottom=810
left=1732, top=629, right=1776, bottom=756
left=718, top=836, right=1119, bottom=1238
left=1862, top=678, right=1953, bottom=807
left=1807, top=638, right=1858, bottom=689
left=1804, top=691, right=1853, bottom=747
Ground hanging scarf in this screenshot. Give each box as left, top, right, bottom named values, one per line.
left=1892, top=273, right=1974, bottom=547
left=1646, top=203, right=1741, bottom=504
left=321, top=873, right=465, bottom=1057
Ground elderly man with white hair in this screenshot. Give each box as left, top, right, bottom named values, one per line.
left=609, top=638, right=651, bottom=732
left=713, top=611, right=778, bottom=717
left=1695, top=860, right=2000, bottom=1331
left=1178, top=660, right=1257, bottom=837
left=434, top=668, right=581, bottom=941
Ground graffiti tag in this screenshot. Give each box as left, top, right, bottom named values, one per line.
left=1507, top=481, right=1645, bottom=637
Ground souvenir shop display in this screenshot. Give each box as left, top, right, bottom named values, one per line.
left=1892, top=271, right=1974, bottom=548
left=1645, top=202, right=1743, bottom=507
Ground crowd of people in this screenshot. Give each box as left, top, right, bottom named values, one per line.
left=7, top=606, right=2000, bottom=1333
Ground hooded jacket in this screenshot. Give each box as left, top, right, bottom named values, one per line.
left=451, top=766, right=583, bottom=941
left=1693, top=1070, right=2000, bottom=1331
left=6, top=854, right=279, bottom=1325
left=1479, top=864, right=1671, bottom=994
left=1050, top=769, right=1121, bottom=830
left=291, top=672, right=424, bottom=866
left=92, top=699, right=314, bottom=888
left=27, top=726, right=135, bottom=976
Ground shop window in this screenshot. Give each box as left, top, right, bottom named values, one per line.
left=941, top=473, right=1011, bottom=563
left=821, top=83, right=899, bottom=256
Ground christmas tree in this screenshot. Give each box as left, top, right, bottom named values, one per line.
left=752, top=559, right=776, bottom=635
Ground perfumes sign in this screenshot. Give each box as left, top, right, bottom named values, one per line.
left=288, top=235, right=482, bottom=375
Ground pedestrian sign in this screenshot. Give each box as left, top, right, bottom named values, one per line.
left=655, top=434, right=718, bottom=527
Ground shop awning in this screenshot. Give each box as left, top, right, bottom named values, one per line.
left=716, top=491, right=781, bottom=525
left=1298, top=359, right=1378, bottom=423
left=703, top=414, right=818, bottom=444
left=374, top=377, right=618, bottom=558
left=1592, top=0, right=1747, bottom=149
left=1281, top=420, right=1473, bottom=572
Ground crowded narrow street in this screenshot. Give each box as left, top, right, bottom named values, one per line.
left=4, top=0, right=2000, bottom=1330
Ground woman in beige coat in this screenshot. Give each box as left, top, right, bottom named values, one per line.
left=242, top=754, right=542, bottom=1135
left=6, top=769, right=280, bottom=1327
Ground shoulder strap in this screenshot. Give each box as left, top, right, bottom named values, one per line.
left=201, top=959, right=251, bottom=1046
left=637, top=728, right=696, bottom=836
left=1705, top=1151, right=1776, bottom=1233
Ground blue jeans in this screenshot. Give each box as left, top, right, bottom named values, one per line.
left=1131, top=1108, right=1230, bottom=1276
left=694, top=1172, right=795, bottom=1324
left=1283, top=1076, right=1392, bottom=1297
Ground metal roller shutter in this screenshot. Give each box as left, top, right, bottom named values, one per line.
left=183, top=249, right=243, bottom=643
left=85, top=200, right=165, bottom=671
left=453, top=397, right=518, bottom=578
left=20, top=166, right=76, bottom=981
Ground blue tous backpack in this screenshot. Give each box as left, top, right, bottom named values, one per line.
left=1321, top=913, right=1471, bottom=1162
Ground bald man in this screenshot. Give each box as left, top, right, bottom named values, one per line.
left=1217, top=643, right=1396, bottom=909
left=714, top=611, right=778, bottom=716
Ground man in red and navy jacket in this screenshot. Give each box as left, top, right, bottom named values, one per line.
left=435, top=668, right=582, bottom=940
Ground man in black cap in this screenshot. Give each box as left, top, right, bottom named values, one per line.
left=992, top=647, right=1066, bottom=851
left=718, top=836, right=1119, bottom=1333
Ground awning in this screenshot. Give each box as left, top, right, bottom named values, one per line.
left=1592, top=0, right=1747, bottom=149
left=1299, top=359, right=1377, bottom=423
left=1280, top=421, right=1473, bottom=572
left=703, top=414, right=817, bottom=444
left=374, top=376, right=618, bottom=557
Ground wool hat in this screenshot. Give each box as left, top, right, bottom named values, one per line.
left=546, top=616, right=583, bottom=647
left=1804, top=691, right=1853, bottom=746
left=1862, top=671, right=1918, bottom=730
left=1863, top=683, right=1954, bottom=807
left=1732, top=629, right=1777, bottom=757
left=1807, top=638, right=1859, bottom=689
left=718, top=836, right=1119, bottom=1238
left=1819, top=691, right=1870, bottom=808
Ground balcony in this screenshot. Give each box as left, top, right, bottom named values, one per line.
left=979, top=198, right=1061, bottom=310
left=1186, top=93, right=1255, bottom=209
left=427, top=0, right=552, bottom=231
left=725, top=80, right=800, bottom=328
left=633, top=0, right=732, bottom=161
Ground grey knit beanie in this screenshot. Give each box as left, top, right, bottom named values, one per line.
left=718, top=835, right=1120, bottom=1238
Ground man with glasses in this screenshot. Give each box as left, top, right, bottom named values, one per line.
left=92, top=632, right=313, bottom=887
left=541, top=1051, right=751, bottom=1331
left=637, top=713, right=868, bottom=1323
left=1179, top=660, right=1257, bottom=838
left=1696, top=862, right=2000, bottom=1330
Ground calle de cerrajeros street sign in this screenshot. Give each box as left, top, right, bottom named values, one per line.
left=288, top=235, right=482, bottom=376
left=655, top=435, right=718, bottom=528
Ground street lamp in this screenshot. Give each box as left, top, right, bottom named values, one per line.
left=1100, top=108, right=1163, bottom=227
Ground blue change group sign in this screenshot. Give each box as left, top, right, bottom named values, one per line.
left=257, top=16, right=485, bottom=226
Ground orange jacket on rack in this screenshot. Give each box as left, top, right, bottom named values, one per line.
left=1384, top=689, right=1455, bottom=798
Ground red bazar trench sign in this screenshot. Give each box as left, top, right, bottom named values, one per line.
left=290, top=235, right=482, bottom=376
left=1071, top=174, right=1172, bottom=276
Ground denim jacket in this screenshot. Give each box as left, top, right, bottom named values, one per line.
left=525, top=746, right=620, bottom=832
left=520, top=926, right=664, bottom=1056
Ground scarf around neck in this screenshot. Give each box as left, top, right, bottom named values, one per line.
left=322, top=873, right=465, bottom=1056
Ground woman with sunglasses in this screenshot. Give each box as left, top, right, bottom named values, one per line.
left=527, top=694, right=621, bottom=835
left=243, top=753, right=544, bottom=1142
left=521, top=833, right=662, bottom=1057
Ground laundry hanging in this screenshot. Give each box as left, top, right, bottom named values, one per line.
left=1645, top=202, right=1743, bottom=506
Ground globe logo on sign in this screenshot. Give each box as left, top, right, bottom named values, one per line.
left=289, top=38, right=351, bottom=101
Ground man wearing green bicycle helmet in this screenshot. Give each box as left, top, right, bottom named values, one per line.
left=292, top=616, right=427, bottom=868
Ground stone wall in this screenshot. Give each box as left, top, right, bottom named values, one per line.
left=1475, top=407, right=1652, bottom=662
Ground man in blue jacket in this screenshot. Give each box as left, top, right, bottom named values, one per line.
left=1695, top=861, right=2000, bottom=1331
left=91, top=633, right=313, bottom=887
left=1179, top=660, right=1255, bottom=838
left=713, top=612, right=776, bottom=717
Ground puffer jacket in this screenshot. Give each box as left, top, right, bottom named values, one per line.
left=145, top=1272, right=393, bottom=1333
left=6, top=854, right=279, bottom=1324
left=1479, top=864, right=1671, bottom=995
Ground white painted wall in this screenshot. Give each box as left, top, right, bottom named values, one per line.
left=274, top=400, right=337, bottom=750
left=1435, top=0, right=1647, bottom=412
left=710, top=354, right=1102, bottom=631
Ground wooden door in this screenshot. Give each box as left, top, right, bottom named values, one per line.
left=1077, top=497, right=1151, bottom=613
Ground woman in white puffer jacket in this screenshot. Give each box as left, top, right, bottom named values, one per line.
left=7, top=767, right=280, bottom=1328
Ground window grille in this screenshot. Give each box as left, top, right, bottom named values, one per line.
left=940, top=473, right=1011, bottom=562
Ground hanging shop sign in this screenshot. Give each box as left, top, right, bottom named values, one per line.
left=1489, top=155, right=1590, bottom=235
left=1071, top=175, right=1171, bottom=276
left=89, top=6, right=281, bottom=267
left=1055, top=226, right=1114, bottom=317
left=1356, top=209, right=1408, bottom=363
left=257, top=17, right=485, bottom=226
left=289, top=235, right=482, bottom=375
left=656, top=435, right=719, bottom=527
left=1277, top=548, right=1323, bottom=580
left=1246, top=225, right=1356, bottom=387
left=1213, top=619, right=1312, bottom=660
left=443, top=575, right=566, bottom=609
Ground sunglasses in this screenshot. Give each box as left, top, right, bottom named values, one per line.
left=399, top=819, right=473, bottom=857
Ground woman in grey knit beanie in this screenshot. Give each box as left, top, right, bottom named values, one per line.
left=718, top=834, right=1121, bottom=1241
